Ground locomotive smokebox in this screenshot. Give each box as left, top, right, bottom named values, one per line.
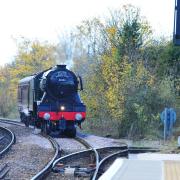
left=43, top=64, right=78, bottom=99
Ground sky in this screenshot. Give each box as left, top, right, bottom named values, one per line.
left=0, top=0, right=175, bottom=66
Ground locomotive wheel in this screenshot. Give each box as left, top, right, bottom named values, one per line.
left=35, top=121, right=41, bottom=129
left=24, top=119, right=30, bottom=127
left=24, top=116, right=30, bottom=127
left=41, top=121, right=51, bottom=135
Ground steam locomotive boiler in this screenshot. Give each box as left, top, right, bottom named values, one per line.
left=18, top=65, right=86, bottom=137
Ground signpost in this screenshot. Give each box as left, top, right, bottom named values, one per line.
left=161, top=108, right=176, bottom=141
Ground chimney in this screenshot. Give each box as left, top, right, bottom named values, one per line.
left=56, top=65, right=66, bottom=69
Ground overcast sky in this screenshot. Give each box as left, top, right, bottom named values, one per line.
left=0, top=0, right=175, bottom=65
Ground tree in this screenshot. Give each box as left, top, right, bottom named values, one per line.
left=0, top=39, right=56, bottom=117
left=102, top=5, right=152, bottom=62
left=0, top=66, right=14, bottom=117
left=71, top=5, right=178, bottom=138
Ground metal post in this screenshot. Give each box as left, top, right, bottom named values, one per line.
left=164, top=108, right=167, bottom=142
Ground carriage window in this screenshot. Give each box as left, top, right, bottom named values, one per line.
left=18, top=86, right=22, bottom=103
left=21, top=86, right=29, bottom=105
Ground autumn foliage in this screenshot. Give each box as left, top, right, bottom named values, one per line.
left=0, top=5, right=179, bottom=139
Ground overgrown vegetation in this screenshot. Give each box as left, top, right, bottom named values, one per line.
left=0, top=5, right=179, bottom=139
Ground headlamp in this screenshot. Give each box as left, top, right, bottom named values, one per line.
left=75, top=113, right=82, bottom=121
left=43, top=113, right=50, bottom=120
left=60, top=106, right=65, bottom=111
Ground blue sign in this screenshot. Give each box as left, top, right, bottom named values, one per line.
left=174, top=0, right=180, bottom=45
left=161, top=108, right=176, bottom=140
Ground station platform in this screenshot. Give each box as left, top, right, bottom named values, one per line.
left=99, top=153, right=180, bottom=180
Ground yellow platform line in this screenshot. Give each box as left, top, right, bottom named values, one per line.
left=164, top=161, right=180, bottom=180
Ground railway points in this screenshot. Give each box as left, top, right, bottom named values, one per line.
left=1, top=118, right=180, bottom=180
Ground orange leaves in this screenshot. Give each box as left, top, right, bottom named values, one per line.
left=106, top=27, right=117, bottom=37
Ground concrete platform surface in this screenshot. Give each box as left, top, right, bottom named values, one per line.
left=99, top=157, right=180, bottom=180
left=99, top=159, right=163, bottom=180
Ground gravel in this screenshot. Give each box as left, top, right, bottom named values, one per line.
left=46, top=133, right=127, bottom=180
left=55, top=138, right=86, bottom=154
left=53, top=133, right=125, bottom=155
left=0, top=122, right=54, bottom=179
left=0, top=122, right=125, bottom=180
left=80, top=134, right=127, bottom=148
left=0, top=121, right=154, bottom=180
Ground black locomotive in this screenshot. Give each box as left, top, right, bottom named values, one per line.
left=18, top=65, right=86, bottom=137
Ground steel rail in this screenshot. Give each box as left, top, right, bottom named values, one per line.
left=52, top=145, right=129, bottom=179
left=0, top=118, right=60, bottom=180
left=75, top=136, right=95, bottom=149
left=128, top=146, right=159, bottom=153
left=0, top=164, right=10, bottom=179
left=52, top=136, right=99, bottom=179
left=31, top=134, right=60, bottom=180
left=0, top=126, right=15, bottom=156
left=0, top=118, right=24, bottom=127
left=0, top=118, right=160, bottom=179
left=52, top=145, right=128, bottom=168
left=93, top=148, right=129, bottom=180
left=95, top=145, right=128, bottom=161
left=75, top=136, right=99, bottom=170
left=93, top=145, right=160, bottom=180
left=53, top=148, right=95, bottom=167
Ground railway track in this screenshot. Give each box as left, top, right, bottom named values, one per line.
left=44, top=135, right=98, bottom=179
left=0, top=118, right=60, bottom=180
left=0, top=118, right=159, bottom=180
left=51, top=137, right=160, bottom=180
left=0, top=125, right=15, bottom=178
left=0, top=126, right=15, bottom=156
left=0, top=164, right=10, bottom=179
left=0, top=118, right=25, bottom=130
left=1, top=118, right=99, bottom=180
left=31, top=134, right=59, bottom=180
left=51, top=142, right=129, bottom=180
left=0, top=118, right=96, bottom=179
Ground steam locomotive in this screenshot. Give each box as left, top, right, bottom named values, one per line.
left=17, top=65, right=86, bottom=137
